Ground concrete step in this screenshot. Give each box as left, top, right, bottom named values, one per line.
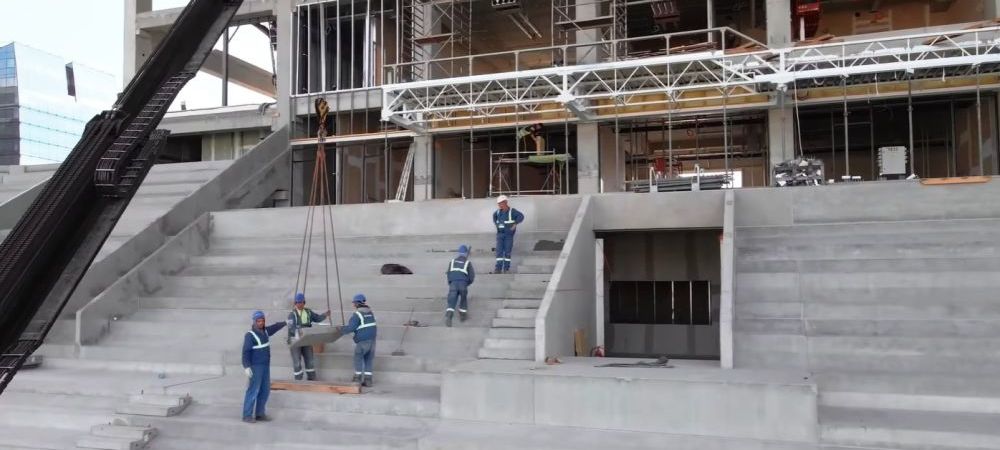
left=501, top=299, right=542, bottom=309
left=90, top=424, right=156, bottom=441
left=736, top=318, right=1000, bottom=338
left=817, top=372, right=1000, bottom=415
left=491, top=318, right=534, bottom=328
left=820, top=406, right=1000, bottom=449
left=153, top=282, right=543, bottom=300
left=172, top=375, right=441, bottom=418
left=122, top=310, right=497, bottom=330
left=487, top=328, right=535, bottom=339
left=419, top=419, right=816, bottom=450
left=477, top=347, right=534, bottom=360
left=115, top=401, right=187, bottom=417
left=76, top=435, right=144, bottom=450
left=139, top=296, right=506, bottom=312
left=737, top=241, right=1000, bottom=261
left=119, top=403, right=428, bottom=449
left=0, top=392, right=119, bottom=431
left=496, top=309, right=538, bottom=320
left=0, top=424, right=80, bottom=450
left=737, top=256, right=1000, bottom=274
left=735, top=301, right=802, bottom=319
left=482, top=338, right=535, bottom=349
left=737, top=219, right=1000, bottom=240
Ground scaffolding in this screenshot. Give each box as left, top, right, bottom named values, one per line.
left=382, top=25, right=1000, bottom=131
left=406, top=0, right=472, bottom=81
left=490, top=150, right=572, bottom=196
left=552, top=0, right=627, bottom=63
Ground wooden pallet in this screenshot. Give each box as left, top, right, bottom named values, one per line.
left=920, top=176, right=991, bottom=186
left=271, top=380, right=361, bottom=394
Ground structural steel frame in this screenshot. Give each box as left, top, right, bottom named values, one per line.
left=380, top=25, right=1000, bottom=132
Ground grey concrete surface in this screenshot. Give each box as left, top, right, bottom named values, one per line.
left=441, top=358, right=818, bottom=443
left=733, top=178, right=1000, bottom=449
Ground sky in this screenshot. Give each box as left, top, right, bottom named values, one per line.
left=0, top=0, right=275, bottom=111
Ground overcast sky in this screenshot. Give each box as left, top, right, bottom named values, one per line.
left=0, top=0, right=274, bottom=111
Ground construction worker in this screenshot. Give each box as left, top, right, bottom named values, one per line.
left=445, top=244, right=475, bottom=327
left=241, top=310, right=286, bottom=423
left=492, top=195, right=525, bottom=273
left=341, top=294, right=377, bottom=387
left=286, top=293, right=330, bottom=381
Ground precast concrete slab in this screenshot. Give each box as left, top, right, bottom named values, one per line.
left=441, top=358, right=818, bottom=443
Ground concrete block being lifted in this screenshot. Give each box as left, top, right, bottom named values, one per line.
left=290, top=325, right=344, bottom=348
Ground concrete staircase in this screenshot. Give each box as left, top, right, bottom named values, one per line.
left=8, top=207, right=567, bottom=449
left=735, top=217, right=1000, bottom=449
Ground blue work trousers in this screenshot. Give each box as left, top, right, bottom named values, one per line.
left=242, top=364, right=270, bottom=419
left=495, top=231, right=515, bottom=272
left=354, top=340, right=375, bottom=375
left=447, top=280, right=469, bottom=313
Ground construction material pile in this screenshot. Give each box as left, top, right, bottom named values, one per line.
left=773, top=158, right=824, bottom=187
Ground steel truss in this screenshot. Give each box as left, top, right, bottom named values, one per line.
left=382, top=25, right=1000, bottom=132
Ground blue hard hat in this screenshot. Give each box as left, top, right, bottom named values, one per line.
left=252, top=310, right=265, bottom=320
left=352, top=294, right=367, bottom=305
left=457, top=244, right=469, bottom=255
left=294, top=292, right=306, bottom=303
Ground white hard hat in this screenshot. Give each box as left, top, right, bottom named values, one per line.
left=496, top=195, right=509, bottom=204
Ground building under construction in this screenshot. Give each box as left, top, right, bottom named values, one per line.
left=2, top=0, right=1000, bottom=448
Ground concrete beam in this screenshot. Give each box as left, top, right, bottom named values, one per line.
left=202, top=50, right=277, bottom=98
left=135, top=0, right=275, bottom=32
left=292, top=89, right=383, bottom=117
left=161, top=104, right=276, bottom=136
left=576, top=123, right=600, bottom=194
left=412, top=136, right=433, bottom=201
left=124, top=0, right=154, bottom=83
left=275, top=0, right=293, bottom=130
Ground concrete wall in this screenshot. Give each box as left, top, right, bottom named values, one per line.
left=606, top=324, right=719, bottom=358
left=0, top=180, right=46, bottom=229
left=212, top=194, right=581, bottom=239
left=591, top=190, right=726, bottom=230
left=441, top=359, right=818, bottom=443
left=536, top=196, right=596, bottom=361
left=76, top=213, right=211, bottom=345
left=734, top=177, right=1000, bottom=227
left=67, top=127, right=291, bottom=329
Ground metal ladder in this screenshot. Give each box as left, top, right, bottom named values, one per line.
left=394, top=146, right=416, bottom=202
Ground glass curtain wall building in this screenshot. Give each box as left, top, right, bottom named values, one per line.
left=0, top=42, right=117, bottom=165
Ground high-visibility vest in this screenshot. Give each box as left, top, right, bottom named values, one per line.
left=297, top=309, right=311, bottom=326
left=355, top=311, right=376, bottom=329
left=496, top=209, right=515, bottom=229
left=449, top=258, right=470, bottom=274
left=248, top=331, right=270, bottom=349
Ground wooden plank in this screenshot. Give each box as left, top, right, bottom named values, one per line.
left=271, top=380, right=361, bottom=394
left=793, top=34, right=839, bottom=47
left=920, top=176, right=991, bottom=186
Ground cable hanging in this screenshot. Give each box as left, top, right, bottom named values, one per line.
left=294, top=98, right=346, bottom=326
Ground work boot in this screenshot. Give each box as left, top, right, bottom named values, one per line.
left=459, top=311, right=468, bottom=322
left=362, top=375, right=373, bottom=387
left=255, top=415, right=272, bottom=422
left=242, top=416, right=255, bottom=423
left=445, top=310, right=454, bottom=327
left=352, top=374, right=361, bottom=383
left=306, top=372, right=316, bottom=381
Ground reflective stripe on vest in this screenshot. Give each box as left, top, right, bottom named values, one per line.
left=248, top=331, right=270, bottom=350
left=450, top=258, right=469, bottom=274
left=355, top=311, right=376, bottom=330
left=496, top=209, right=514, bottom=229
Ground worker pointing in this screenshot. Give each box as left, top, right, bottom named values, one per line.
left=341, top=294, right=377, bottom=387
left=286, top=293, right=330, bottom=381
left=445, top=244, right=475, bottom=327
left=241, top=310, right=286, bottom=423
left=492, top=195, right=525, bottom=273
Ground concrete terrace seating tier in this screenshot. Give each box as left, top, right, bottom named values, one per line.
left=96, top=160, right=231, bottom=259
left=0, top=164, right=60, bottom=241
left=733, top=180, right=1000, bottom=450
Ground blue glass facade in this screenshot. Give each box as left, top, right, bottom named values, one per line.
left=0, top=42, right=117, bottom=165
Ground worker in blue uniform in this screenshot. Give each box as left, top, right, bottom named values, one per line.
left=445, top=244, right=475, bottom=327
left=341, top=294, right=377, bottom=387
left=241, top=310, right=286, bottom=423
left=492, top=195, right=525, bottom=273
left=286, top=293, right=330, bottom=381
